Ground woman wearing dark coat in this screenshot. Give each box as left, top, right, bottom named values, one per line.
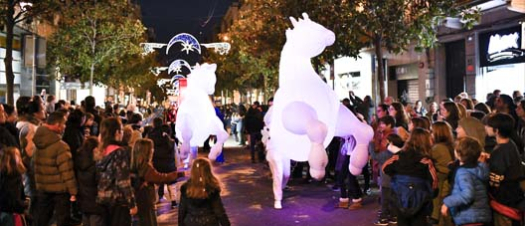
left=75, top=137, right=105, bottom=226
left=147, top=118, right=177, bottom=206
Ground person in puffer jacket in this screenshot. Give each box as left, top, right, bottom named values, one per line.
left=442, top=136, right=492, bottom=225
left=32, top=112, right=77, bottom=226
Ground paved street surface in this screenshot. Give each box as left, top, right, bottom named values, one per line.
left=155, top=138, right=380, bottom=226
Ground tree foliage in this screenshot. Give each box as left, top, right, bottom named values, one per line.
left=206, top=0, right=372, bottom=95
left=343, top=0, right=479, bottom=101
left=1, top=0, right=60, bottom=104
left=207, top=0, right=479, bottom=101
left=47, top=0, right=154, bottom=96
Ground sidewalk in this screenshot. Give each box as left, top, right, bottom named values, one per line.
left=156, top=137, right=380, bottom=226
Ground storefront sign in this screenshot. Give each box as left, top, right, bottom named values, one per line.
left=479, top=25, right=525, bottom=67
left=394, top=63, right=419, bottom=80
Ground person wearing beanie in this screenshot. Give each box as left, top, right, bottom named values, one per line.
left=456, top=117, right=487, bottom=151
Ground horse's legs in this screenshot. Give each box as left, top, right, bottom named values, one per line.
left=334, top=104, right=374, bottom=175
left=282, top=101, right=328, bottom=180
left=282, top=154, right=290, bottom=192
left=266, top=147, right=284, bottom=209
left=178, top=117, right=193, bottom=160
left=209, top=117, right=229, bottom=161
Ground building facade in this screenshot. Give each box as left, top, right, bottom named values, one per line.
left=1, top=5, right=53, bottom=104
left=434, top=0, right=525, bottom=103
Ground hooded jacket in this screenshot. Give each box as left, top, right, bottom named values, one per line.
left=33, top=125, right=77, bottom=195
left=148, top=127, right=176, bottom=173
left=443, top=162, right=492, bottom=225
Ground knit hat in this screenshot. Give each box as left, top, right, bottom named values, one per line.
left=458, top=117, right=486, bottom=148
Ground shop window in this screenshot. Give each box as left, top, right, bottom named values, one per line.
left=476, top=63, right=525, bottom=102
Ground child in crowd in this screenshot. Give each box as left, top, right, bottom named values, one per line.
left=178, top=157, right=230, bottom=226
left=430, top=121, right=455, bottom=226
left=383, top=128, right=438, bottom=226
left=441, top=136, right=492, bottom=226
left=131, top=139, right=185, bottom=226
left=370, top=115, right=396, bottom=225
left=371, top=131, right=404, bottom=225
left=96, top=118, right=137, bottom=225
left=485, top=113, right=525, bottom=225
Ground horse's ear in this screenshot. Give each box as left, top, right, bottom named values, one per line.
left=289, top=17, right=298, bottom=28
left=302, top=13, right=310, bottom=21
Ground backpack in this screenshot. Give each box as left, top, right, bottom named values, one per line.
left=391, top=174, right=433, bottom=217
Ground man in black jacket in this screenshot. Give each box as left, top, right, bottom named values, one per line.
left=244, top=101, right=264, bottom=163
left=148, top=117, right=178, bottom=207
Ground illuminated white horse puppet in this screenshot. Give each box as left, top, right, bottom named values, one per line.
left=265, top=13, right=374, bottom=209
left=176, top=63, right=228, bottom=163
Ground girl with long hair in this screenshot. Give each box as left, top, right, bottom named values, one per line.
left=460, top=98, right=474, bottom=110
left=179, top=158, right=230, bottom=226
left=389, top=102, right=409, bottom=130
left=383, top=128, right=438, bottom=226
left=131, top=138, right=184, bottom=226
left=440, top=102, right=460, bottom=132
left=0, top=147, right=27, bottom=226
left=96, top=118, right=137, bottom=225
left=429, top=121, right=455, bottom=225
left=390, top=102, right=410, bottom=141
left=408, top=117, right=431, bottom=132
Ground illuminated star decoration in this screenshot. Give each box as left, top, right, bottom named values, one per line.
left=166, top=33, right=202, bottom=55
left=173, top=65, right=182, bottom=74
left=168, top=59, right=192, bottom=75
left=181, top=42, right=194, bottom=54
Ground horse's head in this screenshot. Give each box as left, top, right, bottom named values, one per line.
left=187, top=63, right=217, bottom=95
left=284, top=13, right=335, bottom=57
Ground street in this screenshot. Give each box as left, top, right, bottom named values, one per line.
left=156, top=140, right=380, bottom=226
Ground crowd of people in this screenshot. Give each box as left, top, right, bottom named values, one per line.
left=0, top=95, right=231, bottom=226
left=326, top=89, right=525, bottom=226
left=2, top=88, right=525, bottom=226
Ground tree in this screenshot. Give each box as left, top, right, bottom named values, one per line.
left=209, top=0, right=478, bottom=103
left=206, top=0, right=363, bottom=97
left=47, top=0, right=149, bottom=95
left=344, top=0, right=479, bottom=102
left=205, top=0, right=288, bottom=96
left=1, top=0, right=58, bottom=105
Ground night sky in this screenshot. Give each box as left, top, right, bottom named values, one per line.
left=138, top=0, right=234, bottom=44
